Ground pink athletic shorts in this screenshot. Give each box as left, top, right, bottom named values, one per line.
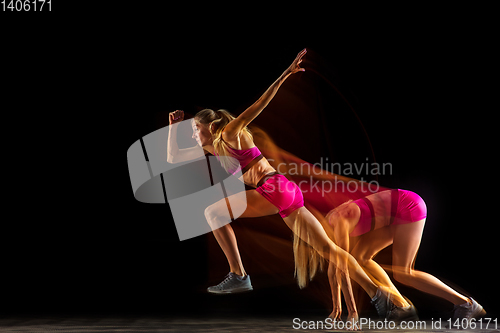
left=256, top=174, right=304, bottom=218
left=393, top=189, right=427, bottom=225
left=350, top=189, right=427, bottom=236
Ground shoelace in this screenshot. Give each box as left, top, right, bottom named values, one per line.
left=372, top=298, right=382, bottom=312
left=371, top=290, right=386, bottom=313
left=372, top=290, right=397, bottom=318
left=216, top=273, right=234, bottom=288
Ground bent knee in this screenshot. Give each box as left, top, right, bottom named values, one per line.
left=351, top=251, right=371, bottom=266
left=204, top=204, right=219, bottom=222
left=204, top=202, right=231, bottom=229
left=338, top=203, right=359, bottom=222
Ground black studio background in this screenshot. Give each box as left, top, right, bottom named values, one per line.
left=2, top=7, right=498, bottom=320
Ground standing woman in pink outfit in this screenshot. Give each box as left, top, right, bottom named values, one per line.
left=167, top=49, right=402, bottom=321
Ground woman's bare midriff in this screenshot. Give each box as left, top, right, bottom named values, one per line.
left=240, top=158, right=276, bottom=188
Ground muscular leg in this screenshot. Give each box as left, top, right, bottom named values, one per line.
left=283, top=207, right=379, bottom=298
left=211, top=225, right=246, bottom=276
left=391, top=219, right=469, bottom=305
left=350, top=226, right=409, bottom=308
left=205, top=189, right=279, bottom=276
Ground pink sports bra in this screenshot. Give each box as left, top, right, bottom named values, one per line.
left=216, top=143, right=264, bottom=175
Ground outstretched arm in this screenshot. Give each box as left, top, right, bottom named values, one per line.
left=224, top=49, right=307, bottom=139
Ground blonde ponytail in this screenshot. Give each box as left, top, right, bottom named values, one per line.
left=194, top=108, right=253, bottom=173
left=293, top=219, right=325, bottom=289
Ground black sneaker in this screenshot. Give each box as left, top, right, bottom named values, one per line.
left=207, top=272, right=253, bottom=294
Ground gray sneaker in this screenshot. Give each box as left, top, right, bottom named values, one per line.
left=207, top=272, right=253, bottom=294
left=371, top=288, right=390, bottom=317
left=452, top=298, right=485, bottom=321
left=387, top=297, right=419, bottom=322
left=371, top=288, right=418, bottom=321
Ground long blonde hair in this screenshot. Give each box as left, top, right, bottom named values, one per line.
left=292, top=212, right=325, bottom=289
left=194, top=108, right=253, bottom=172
